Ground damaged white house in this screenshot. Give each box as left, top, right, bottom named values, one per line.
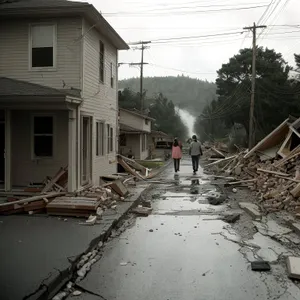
left=0, top=0, right=129, bottom=192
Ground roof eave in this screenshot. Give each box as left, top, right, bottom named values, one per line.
left=0, top=4, right=129, bottom=51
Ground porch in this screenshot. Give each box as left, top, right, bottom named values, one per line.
left=119, top=123, right=149, bottom=160
left=0, top=77, right=83, bottom=192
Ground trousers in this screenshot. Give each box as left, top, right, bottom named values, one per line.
left=191, top=155, right=200, bottom=172
left=173, top=158, right=180, bottom=172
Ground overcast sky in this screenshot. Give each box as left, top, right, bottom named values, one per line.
left=77, top=0, right=299, bottom=82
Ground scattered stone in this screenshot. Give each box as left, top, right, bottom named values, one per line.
left=232, top=188, right=237, bottom=193
left=111, top=205, right=117, bottom=210
left=239, top=202, right=261, bottom=220
left=190, top=187, right=199, bottom=194
left=149, top=229, right=154, bottom=232
left=142, top=200, right=152, bottom=208
left=223, top=213, right=240, bottom=224
left=72, top=290, right=82, bottom=296
left=120, top=262, right=128, bottom=266
left=290, top=222, right=300, bottom=236
left=251, top=261, right=271, bottom=271
left=66, top=282, right=73, bottom=289
left=207, top=195, right=226, bottom=205
left=132, top=206, right=152, bottom=216
left=287, top=257, right=300, bottom=280
left=52, top=292, right=67, bottom=300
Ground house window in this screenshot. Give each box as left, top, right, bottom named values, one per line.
left=99, top=41, right=105, bottom=82
left=142, top=134, right=147, bottom=151
left=96, top=122, right=105, bottom=156
left=33, top=116, right=53, bottom=157
left=30, top=24, right=55, bottom=68
left=120, top=134, right=126, bottom=146
left=145, top=119, right=149, bottom=125
left=107, top=124, right=113, bottom=153
left=110, top=62, right=114, bottom=88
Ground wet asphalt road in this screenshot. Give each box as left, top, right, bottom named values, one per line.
left=77, top=158, right=300, bottom=300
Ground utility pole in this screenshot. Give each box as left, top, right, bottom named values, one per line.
left=130, top=41, right=151, bottom=112
left=243, top=23, right=266, bottom=149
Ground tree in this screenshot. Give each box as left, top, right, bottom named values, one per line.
left=149, top=93, right=188, bottom=140
left=118, top=89, right=188, bottom=140
left=204, top=47, right=299, bottom=141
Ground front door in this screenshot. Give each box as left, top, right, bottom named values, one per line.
left=81, top=116, right=92, bottom=185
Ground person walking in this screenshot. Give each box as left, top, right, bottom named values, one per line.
left=189, top=135, right=203, bottom=174
left=172, top=138, right=182, bottom=173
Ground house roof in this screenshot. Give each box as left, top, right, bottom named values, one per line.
left=0, top=0, right=129, bottom=50
left=151, top=130, right=170, bottom=137
left=0, top=77, right=81, bottom=98
left=120, top=108, right=155, bottom=121
left=119, top=123, right=148, bottom=134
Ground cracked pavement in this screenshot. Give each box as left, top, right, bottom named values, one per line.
left=72, top=158, right=300, bottom=300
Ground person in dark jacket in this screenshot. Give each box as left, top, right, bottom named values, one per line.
left=189, top=135, right=203, bottom=174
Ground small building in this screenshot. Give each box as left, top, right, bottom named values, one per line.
left=119, top=108, right=154, bottom=160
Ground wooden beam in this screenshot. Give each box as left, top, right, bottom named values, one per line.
left=256, top=168, right=290, bottom=177
left=206, top=155, right=237, bottom=166
left=0, top=192, right=65, bottom=207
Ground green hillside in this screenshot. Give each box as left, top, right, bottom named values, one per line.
left=119, top=76, right=217, bottom=116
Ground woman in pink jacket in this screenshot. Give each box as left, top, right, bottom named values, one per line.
left=172, top=138, right=182, bottom=173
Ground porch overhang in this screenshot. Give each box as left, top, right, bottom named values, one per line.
left=119, top=123, right=149, bottom=135
left=0, top=77, right=82, bottom=109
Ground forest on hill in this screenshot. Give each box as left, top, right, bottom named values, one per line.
left=119, top=76, right=217, bottom=116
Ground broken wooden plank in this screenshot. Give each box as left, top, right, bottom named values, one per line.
left=206, top=155, right=237, bottom=166
left=117, top=157, right=145, bottom=180
left=0, top=192, right=65, bottom=208
left=117, top=154, right=147, bottom=175
left=256, top=168, right=290, bottom=177
left=109, top=179, right=129, bottom=197
left=228, top=179, right=257, bottom=185
left=42, top=167, right=67, bottom=193
left=274, top=145, right=300, bottom=167
left=211, top=147, right=225, bottom=158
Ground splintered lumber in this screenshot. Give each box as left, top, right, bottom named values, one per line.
left=290, top=183, right=300, bottom=198
left=211, top=147, right=225, bottom=158
left=117, top=155, right=147, bottom=175
left=206, top=155, right=237, bottom=166
left=117, top=157, right=145, bottom=180
left=109, top=179, right=129, bottom=197
left=228, top=179, right=257, bottom=185
left=274, top=145, right=300, bottom=167
left=42, top=167, right=68, bottom=193
left=0, top=192, right=65, bottom=208
left=256, top=168, right=290, bottom=177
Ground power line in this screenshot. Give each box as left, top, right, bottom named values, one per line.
left=103, top=4, right=268, bottom=17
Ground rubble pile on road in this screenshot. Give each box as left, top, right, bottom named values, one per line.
left=204, top=116, right=300, bottom=215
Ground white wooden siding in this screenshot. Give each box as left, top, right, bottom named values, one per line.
left=82, top=19, right=118, bottom=184
left=120, top=110, right=151, bottom=133
left=11, top=110, right=68, bottom=187
left=0, top=17, right=82, bottom=90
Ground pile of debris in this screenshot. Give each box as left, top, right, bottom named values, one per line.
left=204, top=116, right=300, bottom=215
left=0, top=168, right=129, bottom=218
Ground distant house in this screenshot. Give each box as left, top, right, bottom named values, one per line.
left=119, top=108, right=154, bottom=160
left=0, top=0, right=129, bottom=192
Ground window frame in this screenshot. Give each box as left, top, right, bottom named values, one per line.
left=110, top=62, right=114, bottom=88
left=28, top=23, right=57, bottom=71
left=99, top=40, right=105, bottom=83
left=142, top=133, right=147, bottom=152
left=96, top=121, right=105, bottom=156
left=110, top=127, right=114, bottom=152
left=31, top=114, right=55, bottom=159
